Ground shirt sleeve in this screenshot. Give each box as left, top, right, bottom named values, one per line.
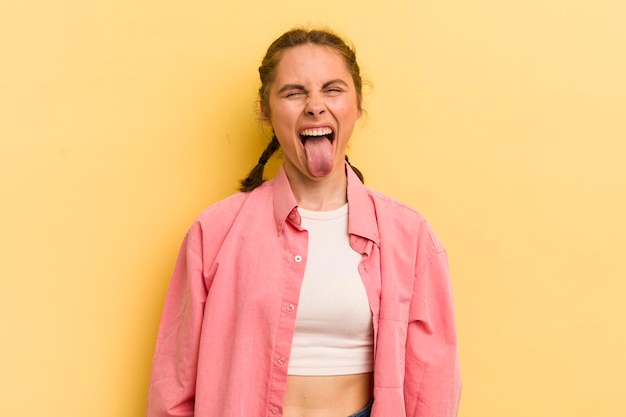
left=405, top=246, right=462, bottom=417
left=146, top=229, right=207, bottom=417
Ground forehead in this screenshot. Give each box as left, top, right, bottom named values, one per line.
left=273, top=44, right=353, bottom=85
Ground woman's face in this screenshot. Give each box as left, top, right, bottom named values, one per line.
left=263, top=44, right=361, bottom=184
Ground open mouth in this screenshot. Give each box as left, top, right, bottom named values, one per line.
left=299, top=127, right=335, bottom=144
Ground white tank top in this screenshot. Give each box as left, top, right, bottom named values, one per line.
left=288, top=204, right=374, bottom=376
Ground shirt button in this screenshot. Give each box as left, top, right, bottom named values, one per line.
left=294, top=255, right=302, bottom=262
left=271, top=406, right=280, bottom=414
left=286, top=304, right=295, bottom=312
left=277, top=357, right=286, bottom=365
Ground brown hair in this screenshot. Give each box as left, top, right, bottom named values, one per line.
left=239, top=28, right=364, bottom=192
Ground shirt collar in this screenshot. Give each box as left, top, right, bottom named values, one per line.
left=272, top=163, right=380, bottom=246
left=273, top=165, right=299, bottom=233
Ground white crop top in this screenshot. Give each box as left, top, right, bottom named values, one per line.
left=288, top=204, right=374, bottom=376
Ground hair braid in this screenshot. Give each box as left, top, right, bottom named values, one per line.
left=345, top=155, right=364, bottom=183
left=239, top=135, right=280, bottom=192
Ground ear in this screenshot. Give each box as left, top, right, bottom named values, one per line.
left=260, top=102, right=272, bottom=126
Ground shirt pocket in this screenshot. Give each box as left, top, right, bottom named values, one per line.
left=375, top=298, right=410, bottom=388
left=379, top=298, right=410, bottom=323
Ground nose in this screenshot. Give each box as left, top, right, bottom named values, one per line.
left=304, top=95, right=326, bottom=117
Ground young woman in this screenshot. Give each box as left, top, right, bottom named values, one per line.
left=146, top=28, right=461, bottom=417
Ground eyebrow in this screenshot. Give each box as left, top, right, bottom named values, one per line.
left=277, top=79, right=350, bottom=94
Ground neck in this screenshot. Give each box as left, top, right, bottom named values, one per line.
left=285, top=166, right=348, bottom=211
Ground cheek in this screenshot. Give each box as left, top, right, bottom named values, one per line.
left=332, top=97, right=360, bottom=117
left=337, top=107, right=360, bottom=126
left=270, top=104, right=299, bottom=126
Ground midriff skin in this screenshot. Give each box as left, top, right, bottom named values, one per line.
left=283, top=372, right=373, bottom=417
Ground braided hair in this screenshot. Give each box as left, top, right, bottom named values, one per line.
left=239, top=135, right=280, bottom=192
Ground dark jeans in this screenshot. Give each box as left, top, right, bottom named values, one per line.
left=347, top=399, right=373, bottom=417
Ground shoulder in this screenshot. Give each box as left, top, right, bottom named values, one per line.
left=365, top=187, right=421, bottom=217
left=365, top=186, right=445, bottom=255
left=195, top=192, right=249, bottom=224
left=186, top=181, right=274, bottom=251
left=364, top=186, right=427, bottom=229
left=195, top=180, right=273, bottom=224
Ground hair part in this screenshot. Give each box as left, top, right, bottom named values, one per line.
left=239, top=27, right=365, bottom=192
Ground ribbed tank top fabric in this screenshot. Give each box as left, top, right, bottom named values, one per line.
left=288, top=204, right=374, bottom=376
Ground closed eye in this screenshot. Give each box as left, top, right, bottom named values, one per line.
left=322, top=79, right=349, bottom=95
left=325, top=87, right=344, bottom=96
left=285, top=91, right=306, bottom=98
left=278, top=84, right=308, bottom=99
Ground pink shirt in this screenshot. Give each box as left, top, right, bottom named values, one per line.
left=146, top=165, right=461, bottom=417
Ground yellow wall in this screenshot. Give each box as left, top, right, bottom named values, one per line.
left=1, top=1, right=625, bottom=416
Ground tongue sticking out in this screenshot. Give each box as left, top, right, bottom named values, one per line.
left=303, top=136, right=334, bottom=177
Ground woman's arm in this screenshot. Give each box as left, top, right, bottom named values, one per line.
left=405, top=248, right=462, bottom=417
left=146, top=231, right=207, bottom=417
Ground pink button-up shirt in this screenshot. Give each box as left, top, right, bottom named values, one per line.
left=146, top=165, right=461, bottom=417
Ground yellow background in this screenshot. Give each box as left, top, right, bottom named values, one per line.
left=1, top=1, right=625, bottom=416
